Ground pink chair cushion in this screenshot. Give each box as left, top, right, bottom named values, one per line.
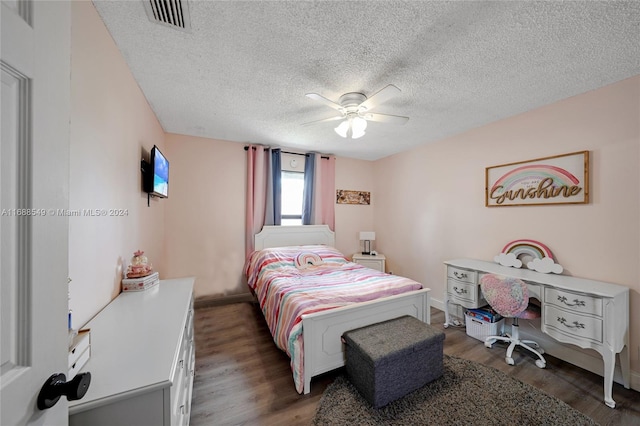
left=480, top=274, right=539, bottom=319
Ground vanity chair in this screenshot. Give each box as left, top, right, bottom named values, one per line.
left=480, top=274, right=546, bottom=368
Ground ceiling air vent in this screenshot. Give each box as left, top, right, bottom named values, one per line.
left=143, top=0, right=191, bottom=32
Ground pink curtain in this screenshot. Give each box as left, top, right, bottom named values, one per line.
left=245, top=145, right=269, bottom=257
left=312, top=155, right=336, bottom=231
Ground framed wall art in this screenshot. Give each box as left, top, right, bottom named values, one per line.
left=336, top=190, right=370, bottom=205
left=485, top=151, right=589, bottom=207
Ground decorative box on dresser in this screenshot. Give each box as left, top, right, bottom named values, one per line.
left=69, top=278, right=195, bottom=426
left=443, top=259, right=630, bottom=408
left=352, top=253, right=386, bottom=272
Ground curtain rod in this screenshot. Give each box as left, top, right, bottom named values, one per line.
left=244, top=146, right=331, bottom=159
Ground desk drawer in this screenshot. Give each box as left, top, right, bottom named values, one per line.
left=545, top=288, right=602, bottom=317
left=68, top=330, right=91, bottom=379
left=447, top=279, right=485, bottom=306
left=543, top=305, right=603, bottom=343
left=447, top=266, right=477, bottom=284
left=68, top=330, right=90, bottom=369
left=68, top=347, right=91, bottom=379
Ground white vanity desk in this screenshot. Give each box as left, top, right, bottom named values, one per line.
left=444, top=258, right=630, bottom=408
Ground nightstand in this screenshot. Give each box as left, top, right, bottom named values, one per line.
left=352, top=253, right=386, bottom=272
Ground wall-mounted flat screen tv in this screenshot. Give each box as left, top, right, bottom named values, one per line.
left=145, top=145, right=169, bottom=198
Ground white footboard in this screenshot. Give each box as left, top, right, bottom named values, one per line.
left=301, top=288, right=431, bottom=394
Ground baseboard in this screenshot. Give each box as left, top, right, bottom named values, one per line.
left=631, top=370, right=640, bottom=392
left=194, top=292, right=256, bottom=309
left=430, top=296, right=640, bottom=393
left=431, top=297, right=446, bottom=313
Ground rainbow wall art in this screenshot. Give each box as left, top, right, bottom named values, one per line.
left=485, top=151, right=589, bottom=207
left=492, top=164, right=578, bottom=192
left=494, top=239, right=563, bottom=274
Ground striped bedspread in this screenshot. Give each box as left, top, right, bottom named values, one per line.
left=244, top=245, right=423, bottom=393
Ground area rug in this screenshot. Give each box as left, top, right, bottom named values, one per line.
left=312, top=355, right=598, bottom=425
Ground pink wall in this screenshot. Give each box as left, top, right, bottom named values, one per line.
left=69, top=1, right=167, bottom=328
left=163, top=134, right=245, bottom=299
left=374, top=76, right=640, bottom=373
left=163, top=135, right=375, bottom=298
left=335, top=157, right=376, bottom=256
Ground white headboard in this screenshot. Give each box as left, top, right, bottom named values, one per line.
left=254, top=225, right=335, bottom=250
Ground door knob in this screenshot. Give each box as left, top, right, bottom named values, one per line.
left=37, top=372, right=91, bottom=410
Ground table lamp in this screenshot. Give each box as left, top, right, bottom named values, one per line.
left=359, top=231, right=376, bottom=255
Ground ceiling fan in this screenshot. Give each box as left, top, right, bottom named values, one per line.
left=303, top=84, right=409, bottom=139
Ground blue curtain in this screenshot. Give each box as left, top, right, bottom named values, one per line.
left=264, top=149, right=282, bottom=225
left=301, top=153, right=315, bottom=225
left=272, top=149, right=281, bottom=225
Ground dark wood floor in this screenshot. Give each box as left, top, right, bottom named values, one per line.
left=190, top=302, right=640, bottom=426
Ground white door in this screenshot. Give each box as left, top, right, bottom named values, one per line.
left=1, top=0, right=71, bottom=424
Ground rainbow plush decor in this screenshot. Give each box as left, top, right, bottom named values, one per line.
left=294, top=252, right=324, bottom=269
left=494, top=239, right=563, bottom=274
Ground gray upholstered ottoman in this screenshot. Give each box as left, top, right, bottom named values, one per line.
left=342, top=315, right=445, bottom=408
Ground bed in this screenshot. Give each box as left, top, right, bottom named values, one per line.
left=244, top=225, right=431, bottom=394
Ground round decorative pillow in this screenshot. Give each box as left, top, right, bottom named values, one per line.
left=294, top=252, right=324, bottom=269
left=479, top=274, right=529, bottom=317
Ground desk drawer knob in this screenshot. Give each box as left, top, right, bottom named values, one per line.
left=557, top=317, right=586, bottom=330
left=453, top=271, right=468, bottom=279
left=557, top=296, right=586, bottom=307
left=453, top=286, right=467, bottom=295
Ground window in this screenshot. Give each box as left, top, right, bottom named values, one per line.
left=281, top=170, right=304, bottom=226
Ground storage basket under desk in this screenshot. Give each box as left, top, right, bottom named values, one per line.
left=464, top=312, right=504, bottom=342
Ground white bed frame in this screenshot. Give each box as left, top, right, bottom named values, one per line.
left=254, top=225, right=431, bottom=394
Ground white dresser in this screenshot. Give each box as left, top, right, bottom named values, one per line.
left=352, top=253, right=386, bottom=272
left=69, top=278, right=195, bottom=426
left=444, top=259, right=630, bottom=408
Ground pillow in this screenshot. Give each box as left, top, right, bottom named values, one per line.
left=294, top=251, right=324, bottom=269
left=245, top=245, right=347, bottom=289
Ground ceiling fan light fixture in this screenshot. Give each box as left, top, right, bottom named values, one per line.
left=308, top=84, right=406, bottom=138
left=334, top=116, right=367, bottom=139
left=351, top=117, right=367, bottom=139
left=334, top=120, right=350, bottom=138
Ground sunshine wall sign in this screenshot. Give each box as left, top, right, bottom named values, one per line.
left=485, top=151, right=589, bottom=207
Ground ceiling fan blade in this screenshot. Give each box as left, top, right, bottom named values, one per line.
left=305, top=93, right=343, bottom=111
left=302, top=115, right=344, bottom=126
left=359, top=84, right=401, bottom=111
left=365, top=113, right=409, bottom=125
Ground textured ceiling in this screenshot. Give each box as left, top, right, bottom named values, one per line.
left=92, top=1, right=640, bottom=160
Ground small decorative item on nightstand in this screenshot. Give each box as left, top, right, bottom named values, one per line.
left=352, top=253, right=386, bottom=273
left=359, top=231, right=376, bottom=255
